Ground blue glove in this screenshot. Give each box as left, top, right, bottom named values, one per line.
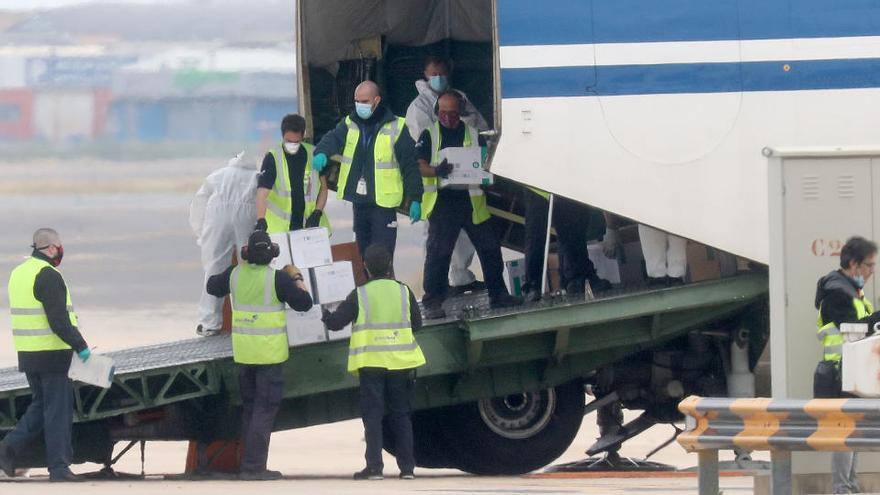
left=409, top=201, right=422, bottom=224
left=78, top=348, right=91, bottom=362
left=313, top=153, right=328, bottom=173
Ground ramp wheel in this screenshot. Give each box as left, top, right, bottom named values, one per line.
left=441, top=380, right=585, bottom=475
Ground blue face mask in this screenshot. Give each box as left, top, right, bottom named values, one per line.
left=355, top=102, right=374, bottom=120
left=429, top=75, right=448, bottom=92
left=854, top=274, right=866, bottom=288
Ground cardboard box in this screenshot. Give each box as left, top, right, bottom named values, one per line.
left=268, top=232, right=293, bottom=271
left=310, top=261, right=356, bottom=305
left=286, top=307, right=327, bottom=346
left=503, top=258, right=526, bottom=296
left=686, top=243, right=722, bottom=283
left=290, top=227, right=332, bottom=268
left=843, top=334, right=880, bottom=397
left=323, top=301, right=352, bottom=341
left=331, top=242, right=367, bottom=286
left=587, top=243, right=621, bottom=285
left=438, top=146, right=494, bottom=187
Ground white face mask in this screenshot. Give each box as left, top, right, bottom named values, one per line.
left=283, top=142, right=301, bottom=154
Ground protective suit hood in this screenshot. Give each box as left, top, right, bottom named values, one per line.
left=228, top=151, right=257, bottom=170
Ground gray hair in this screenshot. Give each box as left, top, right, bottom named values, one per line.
left=32, top=228, right=60, bottom=250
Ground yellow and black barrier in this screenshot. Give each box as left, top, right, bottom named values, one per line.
left=677, top=395, right=880, bottom=495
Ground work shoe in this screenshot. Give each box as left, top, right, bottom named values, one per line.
left=523, top=288, right=541, bottom=303
left=353, top=467, right=383, bottom=480
left=587, top=276, right=613, bottom=292
left=490, top=294, right=524, bottom=309
left=647, top=276, right=668, bottom=289
left=49, top=469, right=82, bottom=482
left=0, top=442, right=14, bottom=478
left=421, top=304, right=446, bottom=320
left=196, top=324, right=220, bottom=337
left=399, top=471, right=415, bottom=480
left=666, top=277, right=685, bottom=287
left=450, top=280, right=486, bottom=295
left=239, top=469, right=283, bottom=481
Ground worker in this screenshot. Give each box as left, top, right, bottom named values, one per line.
left=814, top=236, right=880, bottom=494
left=322, top=244, right=424, bottom=480
left=0, top=228, right=91, bottom=482
left=638, top=224, right=687, bottom=287
left=254, top=113, right=330, bottom=234
left=206, top=231, right=312, bottom=480
left=190, top=151, right=258, bottom=337
left=313, top=80, right=422, bottom=261
left=416, top=91, right=523, bottom=319
left=406, top=55, right=488, bottom=295
left=522, top=188, right=613, bottom=302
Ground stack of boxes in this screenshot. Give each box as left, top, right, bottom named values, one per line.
left=270, top=228, right=357, bottom=347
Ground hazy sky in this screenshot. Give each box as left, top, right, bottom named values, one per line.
left=0, top=0, right=183, bottom=10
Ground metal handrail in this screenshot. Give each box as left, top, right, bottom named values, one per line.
left=677, top=395, right=880, bottom=495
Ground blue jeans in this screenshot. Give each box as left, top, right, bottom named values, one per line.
left=2, top=372, right=74, bottom=475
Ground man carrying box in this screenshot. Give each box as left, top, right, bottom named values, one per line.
left=254, top=114, right=330, bottom=234
left=206, top=231, right=312, bottom=480
left=322, top=244, right=424, bottom=481
left=415, top=91, right=523, bottom=319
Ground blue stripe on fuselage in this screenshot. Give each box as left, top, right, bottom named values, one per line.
left=498, top=0, right=880, bottom=45
left=500, top=59, right=880, bottom=98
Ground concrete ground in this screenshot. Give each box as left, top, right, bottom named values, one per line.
left=0, top=157, right=763, bottom=493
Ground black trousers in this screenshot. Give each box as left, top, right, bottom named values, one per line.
left=353, top=202, right=399, bottom=260
left=238, top=363, right=283, bottom=473
left=2, top=372, right=73, bottom=475
left=359, top=368, right=415, bottom=473
left=523, top=189, right=598, bottom=292
left=423, top=193, right=508, bottom=306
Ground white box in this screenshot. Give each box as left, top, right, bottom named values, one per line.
left=587, top=244, right=622, bottom=285
left=286, top=307, right=327, bottom=346
left=842, top=334, right=880, bottom=397
left=439, top=146, right=494, bottom=187
left=310, top=261, right=356, bottom=305
left=323, top=301, right=352, bottom=341
left=289, top=227, right=332, bottom=268
left=503, top=258, right=526, bottom=296
left=268, top=232, right=293, bottom=271
left=69, top=353, right=115, bottom=388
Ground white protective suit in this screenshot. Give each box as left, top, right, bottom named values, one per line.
left=190, top=151, right=258, bottom=330
left=407, top=79, right=490, bottom=287
left=637, top=224, right=687, bottom=279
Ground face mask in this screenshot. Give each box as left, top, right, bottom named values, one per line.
left=438, top=111, right=461, bottom=129
left=283, top=142, right=301, bottom=154
left=429, top=75, right=449, bottom=92
left=355, top=102, right=374, bottom=120
left=854, top=274, right=866, bottom=288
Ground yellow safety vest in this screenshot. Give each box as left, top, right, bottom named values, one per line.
left=528, top=187, right=551, bottom=200
left=816, top=295, right=873, bottom=365
left=8, top=257, right=77, bottom=352
left=230, top=263, right=289, bottom=365
left=265, top=143, right=331, bottom=234
left=348, top=279, right=426, bottom=373
left=420, top=121, right=491, bottom=225
left=337, top=116, right=406, bottom=208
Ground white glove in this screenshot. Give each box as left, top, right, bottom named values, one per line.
left=602, top=228, right=620, bottom=259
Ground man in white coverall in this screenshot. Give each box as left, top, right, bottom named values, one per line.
left=190, top=151, right=258, bottom=336
left=406, top=55, right=489, bottom=294
left=637, top=224, right=687, bottom=287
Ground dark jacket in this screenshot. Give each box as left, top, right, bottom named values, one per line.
left=323, top=278, right=422, bottom=332
left=17, top=251, right=89, bottom=374
left=815, top=269, right=877, bottom=333
left=206, top=264, right=313, bottom=312
left=314, top=104, right=423, bottom=206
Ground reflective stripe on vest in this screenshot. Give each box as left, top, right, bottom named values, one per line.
left=816, top=296, right=873, bottom=364
left=420, top=121, right=490, bottom=224
left=265, top=143, right=331, bottom=234
left=337, top=116, right=406, bottom=208
left=8, top=257, right=77, bottom=352
left=230, top=264, right=289, bottom=365
left=347, top=279, right=426, bottom=373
